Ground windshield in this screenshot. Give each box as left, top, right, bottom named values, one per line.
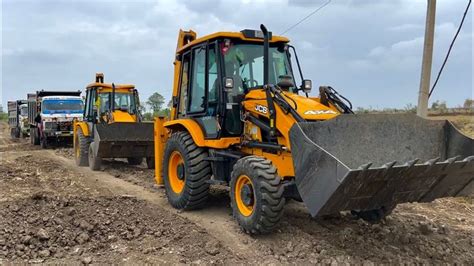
left=20, top=105, right=28, bottom=116
left=98, top=92, right=136, bottom=114
left=223, top=43, right=295, bottom=94
left=42, top=99, right=83, bottom=114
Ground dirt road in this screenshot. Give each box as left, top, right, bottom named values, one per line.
left=1, top=120, right=473, bottom=264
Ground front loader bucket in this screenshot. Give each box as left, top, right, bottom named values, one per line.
left=93, top=122, right=154, bottom=158
left=289, top=114, right=474, bottom=217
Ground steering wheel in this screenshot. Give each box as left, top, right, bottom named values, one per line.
left=243, top=78, right=259, bottom=89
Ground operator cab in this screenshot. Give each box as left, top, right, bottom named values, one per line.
left=173, top=29, right=306, bottom=139
left=83, top=74, right=140, bottom=124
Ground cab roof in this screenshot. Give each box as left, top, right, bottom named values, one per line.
left=85, top=82, right=135, bottom=90
left=177, top=30, right=290, bottom=54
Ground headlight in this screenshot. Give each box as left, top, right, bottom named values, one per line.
left=44, top=122, right=54, bottom=129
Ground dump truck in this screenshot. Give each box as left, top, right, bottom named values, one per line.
left=28, top=90, right=84, bottom=148
left=153, top=25, right=474, bottom=234
left=7, top=100, right=29, bottom=138
left=73, top=73, right=154, bottom=171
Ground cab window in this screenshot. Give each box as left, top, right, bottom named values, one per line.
left=188, top=46, right=206, bottom=113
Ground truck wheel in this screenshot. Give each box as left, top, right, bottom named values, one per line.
left=88, top=143, right=102, bottom=171
left=230, top=156, right=285, bottom=234
left=40, top=135, right=48, bottom=149
left=10, top=128, right=16, bottom=139
left=127, top=157, right=143, bottom=165
left=163, top=131, right=211, bottom=210
left=146, top=157, right=155, bottom=169
left=32, top=128, right=40, bottom=145
left=75, top=128, right=91, bottom=167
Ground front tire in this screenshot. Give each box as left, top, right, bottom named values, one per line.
left=230, top=156, right=285, bottom=234
left=40, top=135, right=48, bottom=149
left=75, top=127, right=91, bottom=166
left=31, top=128, right=40, bottom=145
left=88, top=142, right=102, bottom=171
left=163, top=132, right=211, bottom=210
left=127, top=157, right=143, bottom=165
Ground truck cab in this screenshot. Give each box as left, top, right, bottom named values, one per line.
left=29, top=90, right=84, bottom=148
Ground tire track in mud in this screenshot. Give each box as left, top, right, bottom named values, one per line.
left=3, top=120, right=474, bottom=264
left=45, top=150, right=262, bottom=262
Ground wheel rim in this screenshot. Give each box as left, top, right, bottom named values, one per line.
left=168, top=151, right=185, bottom=194
left=235, top=175, right=255, bottom=217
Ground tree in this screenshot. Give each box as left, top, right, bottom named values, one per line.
left=146, top=92, right=165, bottom=114
left=463, top=98, right=473, bottom=109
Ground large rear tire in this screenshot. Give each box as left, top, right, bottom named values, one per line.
left=75, top=128, right=91, bottom=166
left=10, top=128, right=16, bottom=139
left=88, top=143, right=102, bottom=171
left=230, top=156, right=285, bottom=234
left=31, top=128, right=40, bottom=145
left=127, top=157, right=143, bottom=165
left=163, top=132, right=211, bottom=210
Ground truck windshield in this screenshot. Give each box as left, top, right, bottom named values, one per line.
left=20, top=105, right=28, bottom=116
left=223, top=43, right=295, bottom=94
left=42, top=99, right=84, bottom=114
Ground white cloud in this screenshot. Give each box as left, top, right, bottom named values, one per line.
left=1, top=0, right=472, bottom=109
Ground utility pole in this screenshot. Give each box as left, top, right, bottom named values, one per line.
left=417, top=0, right=436, bottom=118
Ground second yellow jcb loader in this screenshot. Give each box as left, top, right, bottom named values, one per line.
left=74, top=74, right=154, bottom=170
left=154, top=25, right=473, bottom=234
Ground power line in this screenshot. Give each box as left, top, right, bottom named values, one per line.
left=429, top=0, right=471, bottom=98
left=280, top=0, right=331, bottom=35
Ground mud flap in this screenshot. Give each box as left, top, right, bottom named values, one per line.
left=93, top=122, right=154, bottom=159
left=289, top=114, right=474, bottom=217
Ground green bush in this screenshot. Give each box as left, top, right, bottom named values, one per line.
left=0, top=112, right=7, bottom=121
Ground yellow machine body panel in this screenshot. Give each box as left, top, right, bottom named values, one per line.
left=163, top=119, right=240, bottom=148
left=242, top=89, right=340, bottom=150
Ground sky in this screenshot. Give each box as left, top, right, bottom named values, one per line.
left=1, top=0, right=472, bottom=111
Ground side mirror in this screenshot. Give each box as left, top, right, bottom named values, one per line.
left=302, top=79, right=312, bottom=93
left=224, top=77, right=234, bottom=92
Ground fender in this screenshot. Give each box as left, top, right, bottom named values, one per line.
left=74, top=121, right=90, bottom=137
left=164, top=119, right=239, bottom=149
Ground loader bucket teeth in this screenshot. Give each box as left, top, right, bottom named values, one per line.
left=289, top=114, right=474, bottom=217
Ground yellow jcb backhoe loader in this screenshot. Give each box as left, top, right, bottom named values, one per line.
left=74, top=73, right=154, bottom=170
left=154, top=25, right=474, bottom=234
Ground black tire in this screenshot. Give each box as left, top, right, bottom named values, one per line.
left=40, top=135, right=48, bottom=149
left=146, top=157, right=155, bottom=169
left=163, top=131, right=211, bottom=210
left=230, top=156, right=285, bottom=234
left=32, top=128, right=40, bottom=145
left=88, top=142, right=102, bottom=171
left=75, top=128, right=91, bottom=167
left=127, top=157, right=143, bottom=165
left=351, top=206, right=395, bottom=223
left=10, top=128, right=16, bottom=139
